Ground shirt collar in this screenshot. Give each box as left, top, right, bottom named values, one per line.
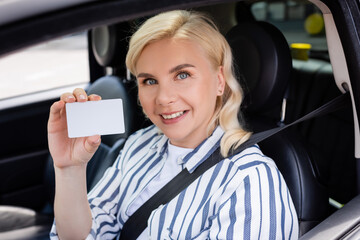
left=149, top=128, right=168, bottom=156
left=183, top=126, right=224, bottom=173
left=149, top=125, right=224, bottom=173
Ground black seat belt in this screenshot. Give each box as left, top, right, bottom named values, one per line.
left=119, top=92, right=350, bottom=240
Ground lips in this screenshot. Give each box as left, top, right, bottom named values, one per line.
left=161, top=111, right=185, bottom=119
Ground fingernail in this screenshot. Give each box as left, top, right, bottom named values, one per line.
left=79, top=94, right=86, bottom=100
left=68, top=95, right=75, bottom=99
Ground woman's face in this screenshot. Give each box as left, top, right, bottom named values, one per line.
left=136, top=38, right=225, bottom=148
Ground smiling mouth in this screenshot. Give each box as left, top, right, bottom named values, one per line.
left=161, top=111, right=186, bottom=120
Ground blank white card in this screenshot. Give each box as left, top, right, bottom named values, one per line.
left=66, top=99, right=125, bottom=138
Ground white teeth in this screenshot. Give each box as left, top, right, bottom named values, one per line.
left=161, top=111, right=185, bottom=119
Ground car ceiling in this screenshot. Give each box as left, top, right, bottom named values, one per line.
left=0, top=0, right=96, bottom=26
left=0, top=0, right=235, bottom=57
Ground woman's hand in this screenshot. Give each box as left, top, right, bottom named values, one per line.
left=48, top=88, right=102, bottom=169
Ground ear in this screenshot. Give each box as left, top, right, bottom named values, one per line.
left=216, top=66, right=226, bottom=96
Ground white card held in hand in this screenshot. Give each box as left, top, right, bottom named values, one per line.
left=66, top=99, right=125, bottom=138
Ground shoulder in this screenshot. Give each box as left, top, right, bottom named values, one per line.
left=227, top=144, right=279, bottom=177
left=220, top=145, right=292, bottom=205
left=128, top=124, right=159, bottom=139
left=119, top=125, right=166, bottom=162
left=113, top=125, right=163, bottom=170
left=124, top=125, right=161, bottom=148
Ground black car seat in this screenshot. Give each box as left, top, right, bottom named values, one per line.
left=0, top=22, right=140, bottom=239
left=288, top=59, right=356, bottom=205
left=226, top=21, right=329, bottom=236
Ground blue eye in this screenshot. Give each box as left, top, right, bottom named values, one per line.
left=177, top=72, right=189, bottom=80
left=144, top=79, right=157, bottom=85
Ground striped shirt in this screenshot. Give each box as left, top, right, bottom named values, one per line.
left=50, top=125, right=299, bottom=239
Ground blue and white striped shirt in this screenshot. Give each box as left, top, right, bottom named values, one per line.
left=50, top=125, right=299, bottom=239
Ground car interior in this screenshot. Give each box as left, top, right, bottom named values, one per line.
left=0, top=0, right=358, bottom=239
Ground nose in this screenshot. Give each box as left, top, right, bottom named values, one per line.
left=155, top=82, right=177, bottom=106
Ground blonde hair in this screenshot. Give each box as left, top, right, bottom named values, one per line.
left=126, top=10, right=251, bottom=157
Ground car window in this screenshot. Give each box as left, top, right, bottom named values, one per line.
left=0, top=32, right=89, bottom=100
left=251, top=0, right=328, bottom=60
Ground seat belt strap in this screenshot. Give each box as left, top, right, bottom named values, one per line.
left=119, top=92, right=350, bottom=240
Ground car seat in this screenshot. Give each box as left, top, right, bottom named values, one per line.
left=289, top=59, right=356, bottom=205
left=0, top=22, right=139, bottom=239
left=226, top=20, right=329, bottom=235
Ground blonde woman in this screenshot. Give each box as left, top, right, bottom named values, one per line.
left=49, top=10, right=298, bottom=239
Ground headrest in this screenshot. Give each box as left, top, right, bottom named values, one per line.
left=226, top=21, right=292, bottom=113
left=86, top=75, right=135, bottom=146
left=91, top=22, right=131, bottom=70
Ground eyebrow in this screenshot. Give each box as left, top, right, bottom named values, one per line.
left=136, top=72, right=155, bottom=78
left=136, top=63, right=195, bottom=79
left=169, top=63, right=195, bottom=74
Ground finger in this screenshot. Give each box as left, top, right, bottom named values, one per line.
left=84, top=135, right=101, bottom=154
left=73, top=88, right=88, bottom=102
left=60, top=92, right=76, bottom=103
left=48, top=100, right=65, bottom=123
left=88, top=94, right=102, bottom=101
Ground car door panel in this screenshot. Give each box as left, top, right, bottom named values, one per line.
left=0, top=99, right=54, bottom=211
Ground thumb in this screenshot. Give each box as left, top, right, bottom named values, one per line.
left=84, top=135, right=101, bottom=154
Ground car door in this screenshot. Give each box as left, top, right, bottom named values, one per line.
left=0, top=33, right=90, bottom=212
